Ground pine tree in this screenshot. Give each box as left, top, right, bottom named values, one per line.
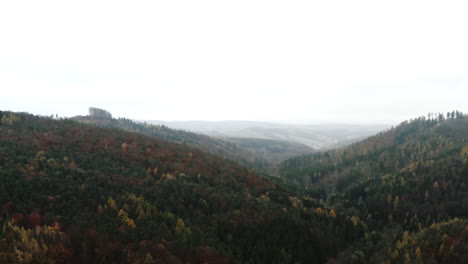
left=414, top=247, right=423, bottom=264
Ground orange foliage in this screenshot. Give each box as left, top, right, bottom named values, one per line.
left=28, top=209, right=42, bottom=228
left=121, top=142, right=128, bottom=153
left=12, top=213, right=25, bottom=225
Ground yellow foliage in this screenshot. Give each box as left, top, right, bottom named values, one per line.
left=396, top=240, right=402, bottom=250
left=260, top=194, right=270, bottom=201
left=441, top=233, right=449, bottom=245
left=145, top=252, right=154, bottom=263
left=107, top=197, right=118, bottom=210
left=394, top=196, right=400, bottom=209
left=175, top=218, right=186, bottom=233
left=329, top=209, right=336, bottom=218
left=118, top=209, right=128, bottom=220
left=3, top=221, right=71, bottom=263
left=315, top=207, right=323, bottom=216
left=121, top=142, right=128, bottom=153
left=125, top=218, right=136, bottom=228
left=402, top=231, right=409, bottom=244
left=288, top=196, right=302, bottom=208
left=438, top=244, right=445, bottom=256
left=162, top=173, right=176, bottom=181
left=408, top=162, right=417, bottom=173
left=461, top=145, right=468, bottom=158
left=404, top=253, right=411, bottom=264
left=415, top=247, right=421, bottom=256
left=1, top=113, right=20, bottom=126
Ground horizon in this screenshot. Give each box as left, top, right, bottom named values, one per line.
left=2, top=106, right=464, bottom=127
left=3, top=106, right=439, bottom=127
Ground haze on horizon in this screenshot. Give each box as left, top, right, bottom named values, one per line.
left=1, top=1, right=467, bottom=125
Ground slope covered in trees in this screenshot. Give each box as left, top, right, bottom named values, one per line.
left=0, top=111, right=362, bottom=263
left=72, top=108, right=313, bottom=175
left=221, top=137, right=314, bottom=165
left=1, top=110, right=467, bottom=263
left=280, top=112, right=468, bottom=263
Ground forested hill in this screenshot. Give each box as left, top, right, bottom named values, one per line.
left=280, top=111, right=468, bottom=263
left=0, top=111, right=364, bottom=263
left=2, top=110, right=467, bottom=263
left=71, top=111, right=313, bottom=175
left=280, top=111, right=467, bottom=188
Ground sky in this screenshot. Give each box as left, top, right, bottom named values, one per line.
left=1, top=0, right=467, bottom=124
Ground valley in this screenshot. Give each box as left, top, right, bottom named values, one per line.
left=147, top=120, right=390, bottom=150
left=0, top=110, right=467, bottom=263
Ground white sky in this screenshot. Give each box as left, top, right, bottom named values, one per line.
left=1, top=0, right=467, bottom=124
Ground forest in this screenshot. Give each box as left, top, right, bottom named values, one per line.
left=0, top=110, right=467, bottom=263
left=280, top=111, right=468, bottom=263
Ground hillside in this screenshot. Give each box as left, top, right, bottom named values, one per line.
left=1, top=110, right=467, bottom=263
left=72, top=112, right=313, bottom=175
left=222, top=137, right=313, bottom=165
left=0, top=111, right=362, bottom=263
left=280, top=111, right=468, bottom=263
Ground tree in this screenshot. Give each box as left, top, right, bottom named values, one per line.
left=404, top=253, right=411, bottom=264
left=414, top=247, right=423, bottom=264
left=391, top=249, right=400, bottom=261
left=329, top=209, right=336, bottom=218
left=121, top=143, right=128, bottom=153
left=89, top=107, right=112, bottom=119
left=28, top=209, right=42, bottom=228
left=393, top=195, right=400, bottom=209
left=107, top=197, right=118, bottom=210
left=175, top=218, right=186, bottom=234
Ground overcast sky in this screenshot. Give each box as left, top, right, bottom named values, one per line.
left=1, top=0, right=467, bottom=124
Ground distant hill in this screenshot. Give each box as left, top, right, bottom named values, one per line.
left=0, top=110, right=365, bottom=263
left=280, top=112, right=468, bottom=188
left=71, top=114, right=314, bottom=175
left=146, top=120, right=390, bottom=149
